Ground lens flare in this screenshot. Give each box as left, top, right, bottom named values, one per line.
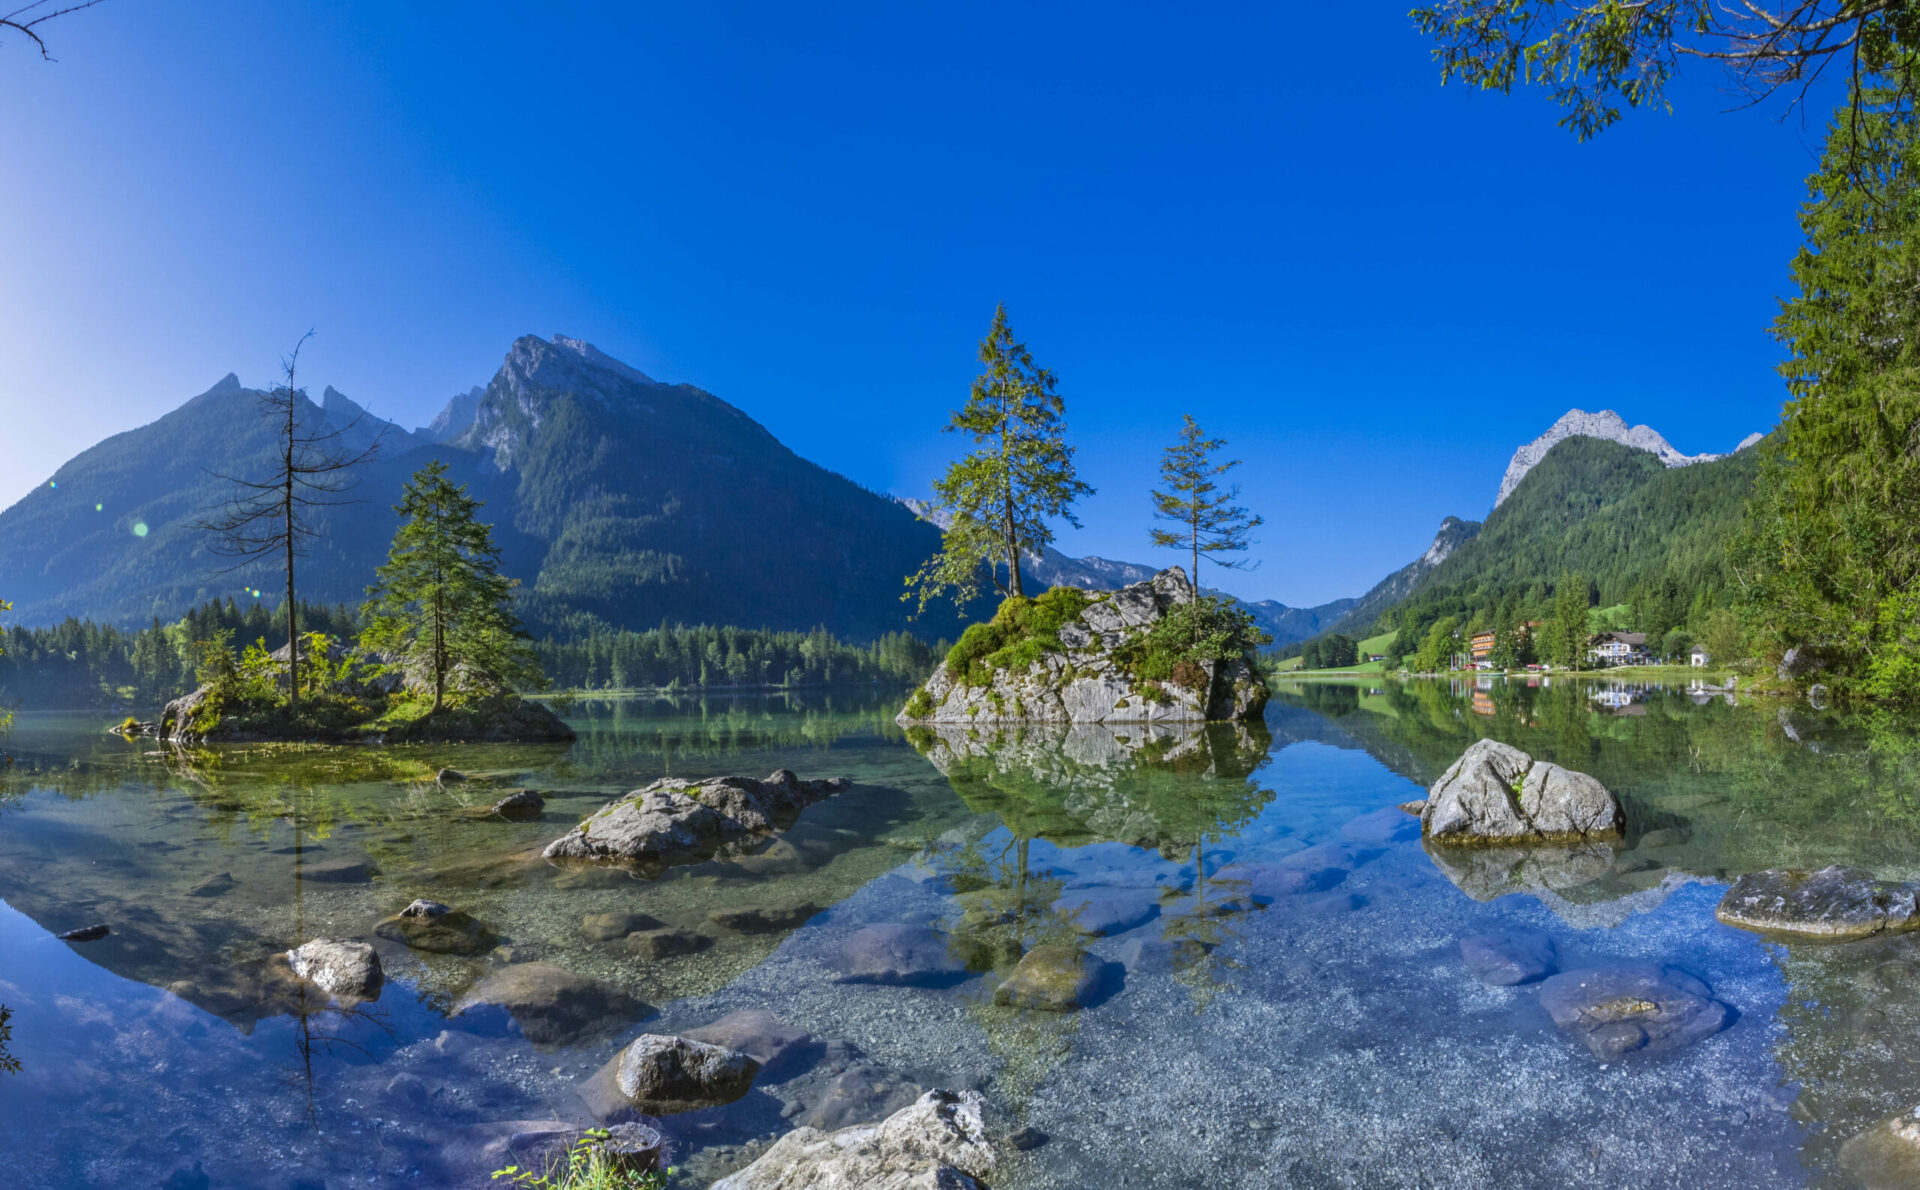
left=94, top=503, right=103, bottom=512
left=132, top=522, right=149, bottom=538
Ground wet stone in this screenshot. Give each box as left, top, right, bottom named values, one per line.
left=1459, top=931, right=1556, bottom=986
left=582, top=911, right=665, bottom=941
left=286, top=939, right=383, bottom=1000
left=835, top=923, right=968, bottom=986
left=375, top=905, right=497, bottom=956
left=1053, top=889, right=1159, bottom=937
left=456, top=962, right=647, bottom=1046
left=56, top=923, right=110, bottom=942
left=619, top=927, right=710, bottom=959
left=708, top=902, right=820, bottom=933
left=994, top=944, right=1105, bottom=1012
left=714, top=1089, right=996, bottom=1190
left=1538, top=963, right=1731, bottom=1060
left=490, top=789, right=546, bottom=820
left=1716, top=866, right=1920, bottom=940
left=1008, top=1125, right=1049, bottom=1151
left=300, top=858, right=372, bottom=884
left=1638, top=826, right=1693, bottom=849
left=187, top=872, right=236, bottom=898
left=614, top=1033, right=760, bottom=1113
left=685, top=1009, right=814, bottom=1077
left=1840, top=1105, right=1920, bottom=1190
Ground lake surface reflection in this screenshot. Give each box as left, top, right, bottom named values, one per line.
left=4, top=681, right=1920, bottom=1187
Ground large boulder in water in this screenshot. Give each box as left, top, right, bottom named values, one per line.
left=613, top=1033, right=760, bottom=1114
left=1716, top=866, right=1920, bottom=940
left=285, top=939, right=382, bottom=1000
left=711, top=1089, right=997, bottom=1190
left=1421, top=739, right=1623, bottom=844
left=542, top=770, right=849, bottom=866
left=897, top=567, right=1268, bottom=725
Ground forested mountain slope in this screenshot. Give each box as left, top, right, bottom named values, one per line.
left=1368, top=435, right=1760, bottom=640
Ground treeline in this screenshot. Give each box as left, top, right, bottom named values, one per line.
left=0, top=603, right=944, bottom=708
left=537, top=624, right=944, bottom=691
left=0, top=599, right=359, bottom=708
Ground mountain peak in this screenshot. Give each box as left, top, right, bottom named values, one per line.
left=502, top=333, right=656, bottom=393
left=1494, top=409, right=1731, bottom=508
left=207, top=372, right=242, bottom=393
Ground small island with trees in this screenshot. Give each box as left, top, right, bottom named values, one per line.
left=136, top=443, right=570, bottom=745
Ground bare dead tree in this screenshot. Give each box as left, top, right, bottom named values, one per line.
left=197, top=333, right=384, bottom=711
left=2, top=1, right=107, bottom=60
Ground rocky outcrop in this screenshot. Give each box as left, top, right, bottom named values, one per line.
left=542, top=770, right=849, bottom=867
left=1716, top=866, right=1920, bottom=940
left=286, top=939, right=383, bottom=1000
left=1494, top=409, right=1748, bottom=508
left=1421, top=740, right=1623, bottom=844
left=373, top=899, right=497, bottom=955
left=710, top=1089, right=996, bottom=1190
left=1538, top=963, right=1730, bottom=1059
left=899, top=568, right=1267, bottom=726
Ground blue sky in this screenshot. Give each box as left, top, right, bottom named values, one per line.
left=0, top=1, right=1838, bottom=607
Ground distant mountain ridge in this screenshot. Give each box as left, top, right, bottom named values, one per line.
left=1494, top=409, right=1759, bottom=508
left=0, top=335, right=966, bottom=642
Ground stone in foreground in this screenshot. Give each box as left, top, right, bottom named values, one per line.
left=542, top=770, right=849, bottom=866
left=1840, top=1105, right=1920, bottom=1190
left=994, top=944, right=1105, bottom=1011
left=1422, top=739, right=1623, bottom=844
left=286, top=939, right=382, bottom=1000
left=1538, top=964, right=1729, bottom=1060
left=1459, top=931, right=1556, bottom=986
left=711, top=1089, right=996, bottom=1190
left=614, top=1033, right=760, bottom=1113
left=373, top=901, right=497, bottom=955
left=455, top=962, right=646, bottom=1045
left=835, top=923, right=969, bottom=986
left=1715, top=866, right=1920, bottom=940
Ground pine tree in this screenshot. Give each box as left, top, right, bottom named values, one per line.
left=1149, top=415, right=1263, bottom=599
left=360, top=461, right=540, bottom=712
left=907, top=306, right=1093, bottom=612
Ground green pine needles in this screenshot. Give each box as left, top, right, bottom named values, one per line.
left=907, top=305, right=1093, bottom=614
left=361, top=461, right=543, bottom=711
left=1149, top=415, right=1262, bottom=593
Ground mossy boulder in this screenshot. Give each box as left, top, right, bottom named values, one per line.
left=897, top=567, right=1267, bottom=725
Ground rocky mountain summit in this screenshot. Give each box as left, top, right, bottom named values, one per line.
left=897, top=568, right=1268, bottom=726
left=1494, top=408, right=1759, bottom=508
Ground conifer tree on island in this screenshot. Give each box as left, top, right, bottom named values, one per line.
left=360, top=461, right=541, bottom=712
left=907, top=305, right=1093, bottom=613
left=1149, top=415, right=1263, bottom=599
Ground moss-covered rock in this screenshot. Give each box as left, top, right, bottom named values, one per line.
left=898, top=568, right=1268, bottom=725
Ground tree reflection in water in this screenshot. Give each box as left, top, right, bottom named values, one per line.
left=0, top=1005, right=20, bottom=1075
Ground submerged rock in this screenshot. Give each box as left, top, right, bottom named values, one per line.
left=1538, top=964, right=1730, bottom=1059
left=793, top=1063, right=928, bottom=1131
left=614, top=1033, right=760, bottom=1113
left=300, top=858, right=373, bottom=884
left=897, top=567, right=1267, bottom=726
left=1053, top=889, right=1159, bottom=937
left=1840, top=1105, right=1920, bottom=1190
left=456, top=963, right=646, bottom=1045
left=685, top=1009, right=814, bottom=1077
left=56, top=923, right=110, bottom=942
left=374, top=901, right=497, bottom=955
left=708, top=902, right=820, bottom=933
left=542, top=770, right=850, bottom=866
left=1422, top=740, right=1623, bottom=844
left=1715, top=866, right=1920, bottom=940
left=835, top=923, right=969, bottom=986
left=187, top=872, right=237, bottom=898
left=994, top=944, right=1106, bottom=1012
left=489, top=789, right=546, bottom=819
left=1459, top=931, right=1556, bottom=986
left=286, top=939, right=383, bottom=1000
left=581, top=911, right=665, bottom=941
left=712, top=1089, right=996, bottom=1190
left=617, top=928, right=710, bottom=959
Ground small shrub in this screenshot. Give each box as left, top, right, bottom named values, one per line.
left=903, top=687, right=935, bottom=719
left=492, top=1128, right=670, bottom=1190
left=1170, top=659, right=1208, bottom=689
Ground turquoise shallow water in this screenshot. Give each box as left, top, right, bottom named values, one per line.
left=2, top=681, right=1918, bottom=1188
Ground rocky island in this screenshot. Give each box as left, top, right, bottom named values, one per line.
left=897, top=568, right=1269, bottom=726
